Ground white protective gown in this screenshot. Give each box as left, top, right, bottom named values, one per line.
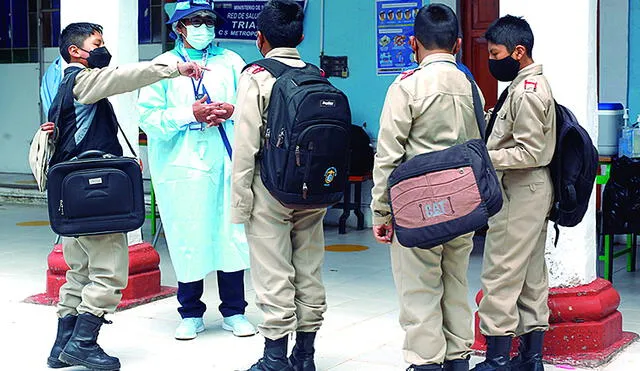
left=138, top=41, right=249, bottom=282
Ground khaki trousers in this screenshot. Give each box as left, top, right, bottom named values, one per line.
left=391, top=232, right=475, bottom=365
left=57, top=233, right=128, bottom=318
left=479, top=168, right=553, bottom=336
left=245, top=177, right=327, bottom=340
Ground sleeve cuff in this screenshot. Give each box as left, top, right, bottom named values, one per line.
left=175, top=106, right=197, bottom=126
left=167, top=62, right=180, bottom=78
left=230, top=206, right=251, bottom=224
left=488, top=150, right=503, bottom=170
left=373, top=214, right=392, bottom=226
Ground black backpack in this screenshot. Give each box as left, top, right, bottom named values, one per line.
left=348, top=124, right=374, bottom=176
left=245, top=59, right=352, bottom=209
left=549, top=102, right=598, bottom=242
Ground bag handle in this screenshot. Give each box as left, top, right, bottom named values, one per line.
left=72, top=150, right=108, bottom=160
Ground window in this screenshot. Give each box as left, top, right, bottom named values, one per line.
left=139, top=0, right=167, bottom=44
left=0, top=0, right=167, bottom=63
left=0, top=0, right=59, bottom=63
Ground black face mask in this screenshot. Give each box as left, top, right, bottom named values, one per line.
left=488, top=55, right=520, bottom=82
left=79, top=46, right=112, bottom=69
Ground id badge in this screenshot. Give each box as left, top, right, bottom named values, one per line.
left=188, top=122, right=205, bottom=131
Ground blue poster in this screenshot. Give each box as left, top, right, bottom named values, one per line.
left=376, top=0, right=421, bottom=76
left=214, top=0, right=306, bottom=42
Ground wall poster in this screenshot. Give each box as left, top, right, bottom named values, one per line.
left=213, top=0, right=306, bottom=42
left=376, top=0, right=421, bottom=76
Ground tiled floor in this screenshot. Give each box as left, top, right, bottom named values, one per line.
left=1, top=202, right=639, bottom=370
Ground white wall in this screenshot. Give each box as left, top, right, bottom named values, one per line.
left=0, top=64, right=42, bottom=173
left=599, top=0, right=629, bottom=106
left=0, top=42, right=162, bottom=176
left=432, top=0, right=457, bottom=13
left=500, top=0, right=598, bottom=288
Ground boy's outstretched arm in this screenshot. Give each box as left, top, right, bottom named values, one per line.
left=73, top=61, right=205, bottom=105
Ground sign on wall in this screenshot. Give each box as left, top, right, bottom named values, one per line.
left=213, top=0, right=306, bottom=42
left=376, top=0, right=421, bottom=76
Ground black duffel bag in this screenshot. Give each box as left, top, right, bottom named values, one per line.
left=47, top=150, right=145, bottom=237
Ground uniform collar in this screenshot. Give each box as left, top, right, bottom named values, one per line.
left=418, top=53, right=456, bottom=68
left=265, top=47, right=301, bottom=60
left=67, top=62, right=85, bottom=67
left=63, top=62, right=86, bottom=76
left=511, top=63, right=543, bottom=89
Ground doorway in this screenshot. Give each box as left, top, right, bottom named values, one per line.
left=461, top=0, right=499, bottom=109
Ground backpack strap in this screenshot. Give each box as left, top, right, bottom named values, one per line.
left=551, top=99, right=563, bottom=213
left=433, top=60, right=486, bottom=139
left=486, top=88, right=510, bottom=142
left=463, top=73, right=488, bottom=140
left=551, top=99, right=562, bottom=247
left=243, top=58, right=293, bottom=78
left=244, top=58, right=322, bottom=79
left=50, top=67, right=82, bottom=144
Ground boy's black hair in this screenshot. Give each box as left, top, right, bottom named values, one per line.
left=485, top=15, right=534, bottom=57
left=59, top=22, right=103, bottom=63
left=257, top=0, right=304, bottom=48
left=414, top=4, right=459, bottom=51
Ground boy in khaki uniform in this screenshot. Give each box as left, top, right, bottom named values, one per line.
left=472, top=16, right=556, bottom=371
left=230, top=1, right=325, bottom=370
left=371, top=5, right=483, bottom=371
left=44, top=23, right=204, bottom=371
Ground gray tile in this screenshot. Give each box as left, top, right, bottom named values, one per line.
left=1, top=202, right=640, bottom=370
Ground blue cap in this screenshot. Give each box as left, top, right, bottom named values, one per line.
left=598, top=103, right=625, bottom=111
left=165, top=0, right=224, bottom=26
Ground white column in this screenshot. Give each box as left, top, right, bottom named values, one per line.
left=61, top=0, right=143, bottom=245
left=499, top=0, right=599, bottom=287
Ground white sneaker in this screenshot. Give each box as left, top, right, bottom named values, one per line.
left=222, top=314, right=257, bottom=337
left=174, top=317, right=205, bottom=340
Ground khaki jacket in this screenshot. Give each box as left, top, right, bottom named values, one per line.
left=230, top=48, right=306, bottom=224
left=371, top=53, right=484, bottom=226
left=487, top=63, right=556, bottom=170
left=70, top=61, right=180, bottom=104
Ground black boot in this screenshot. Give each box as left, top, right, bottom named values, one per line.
left=407, top=364, right=443, bottom=370
left=444, top=358, right=469, bottom=371
left=289, top=332, right=316, bottom=371
left=471, top=336, right=512, bottom=371
left=246, top=336, right=293, bottom=371
left=509, top=331, right=544, bottom=371
left=47, top=315, right=77, bottom=368
left=58, top=313, right=121, bottom=371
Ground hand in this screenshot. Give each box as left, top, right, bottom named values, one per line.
left=177, top=61, right=209, bottom=79
left=40, top=122, right=55, bottom=135
left=205, top=102, right=235, bottom=127
left=373, top=224, right=394, bottom=244
left=217, top=102, right=235, bottom=120
left=192, top=95, right=219, bottom=123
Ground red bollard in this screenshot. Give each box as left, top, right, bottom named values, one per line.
left=25, top=242, right=176, bottom=310
left=472, top=278, right=638, bottom=367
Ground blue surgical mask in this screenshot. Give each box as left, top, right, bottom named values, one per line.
left=184, top=25, right=215, bottom=50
